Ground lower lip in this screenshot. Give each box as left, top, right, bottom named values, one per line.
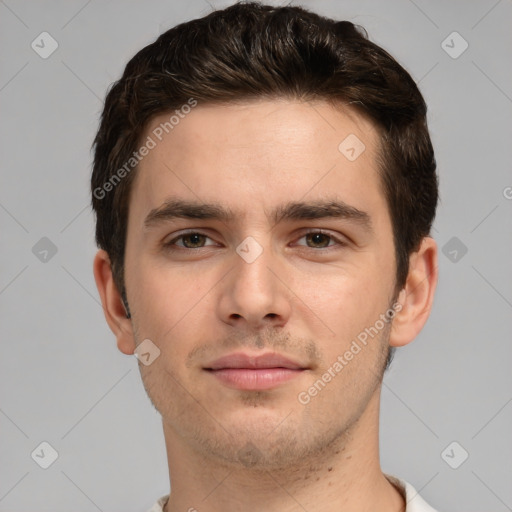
left=207, top=368, right=304, bottom=390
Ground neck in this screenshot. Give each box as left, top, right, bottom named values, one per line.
left=162, top=389, right=405, bottom=512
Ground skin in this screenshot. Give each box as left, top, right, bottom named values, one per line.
left=94, top=99, right=438, bottom=512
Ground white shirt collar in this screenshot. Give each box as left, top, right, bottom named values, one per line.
left=146, top=475, right=439, bottom=512
left=385, top=474, right=439, bottom=512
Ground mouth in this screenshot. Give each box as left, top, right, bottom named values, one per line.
left=204, top=352, right=308, bottom=391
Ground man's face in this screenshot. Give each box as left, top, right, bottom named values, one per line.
left=123, top=99, right=398, bottom=468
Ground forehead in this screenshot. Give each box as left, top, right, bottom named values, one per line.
left=129, top=99, right=384, bottom=226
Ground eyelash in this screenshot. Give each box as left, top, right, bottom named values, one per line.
left=163, top=229, right=347, bottom=251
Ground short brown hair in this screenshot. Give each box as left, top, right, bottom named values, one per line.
left=91, top=1, right=437, bottom=304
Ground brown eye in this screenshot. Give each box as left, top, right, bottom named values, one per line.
left=294, top=230, right=347, bottom=251
left=165, top=232, right=216, bottom=250
left=305, top=232, right=332, bottom=248
left=180, top=233, right=207, bottom=248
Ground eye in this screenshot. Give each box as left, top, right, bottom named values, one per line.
left=295, top=230, right=346, bottom=249
left=165, top=231, right=217, bottom=249
left=163, top=229, right=346, bottom=252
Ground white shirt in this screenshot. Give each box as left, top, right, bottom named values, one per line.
left=146, top=475, right=439, bottom=511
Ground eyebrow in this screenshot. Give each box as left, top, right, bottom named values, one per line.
left=144, top=197, right=373, bottom=233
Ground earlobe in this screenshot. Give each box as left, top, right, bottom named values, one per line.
left=93, top=250, right=136, bottom=355
left=389, top=237, right=438, bottom=348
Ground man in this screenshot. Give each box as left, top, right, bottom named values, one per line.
left=91, top=2, right=439, bottom=511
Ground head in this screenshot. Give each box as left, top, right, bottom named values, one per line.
left=92, top=2, right=438, bottom=470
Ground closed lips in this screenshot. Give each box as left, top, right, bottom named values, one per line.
left=205, top=352, right=307, bottom=370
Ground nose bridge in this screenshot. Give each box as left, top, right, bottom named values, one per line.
left=218, top=234, right=291, bottom=327
left=232, top=235, right=277, bottom=298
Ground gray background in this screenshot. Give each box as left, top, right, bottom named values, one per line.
left=1, top=0, right=511, bottom=511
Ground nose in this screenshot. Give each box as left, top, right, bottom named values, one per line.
left=216, top=240, right=292, bottom=330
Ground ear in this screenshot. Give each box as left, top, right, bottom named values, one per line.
left=389, top=237, right=438, bottom=347
left=93, top=249, right=136, bottom=355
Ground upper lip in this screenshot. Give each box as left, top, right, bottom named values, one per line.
left=205, top=352, right=307, bottom=370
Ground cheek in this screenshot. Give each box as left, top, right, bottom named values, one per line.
left=129, top=252, right=217, bottom=320
left=291, top=263, right=386, bottom=336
